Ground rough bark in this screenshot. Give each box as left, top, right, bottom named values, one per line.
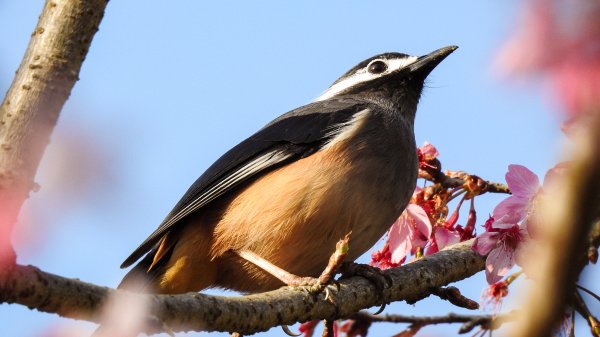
left=0, top=242, right=485, bottom=335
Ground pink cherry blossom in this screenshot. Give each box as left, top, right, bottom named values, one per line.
left=417, top=141, right=440, bottom=174
left=492, top=164, right=540, bottom=226
left=481, top=280, right=510, bottom=311
left=473, top=223, right=527, bottom=284
left=424, top=227, right=461, bottom=256
left=473, top=165, right=539, bottom=284
left=481, top=271, right=522, bottom=311
left=370, top=242, right=401, bottom=270
left=434, top=227, right=461, bottom=251
left=419, top=141, right=439, bottom=161
left=299, top=320, right=319, bottom=337
left=456, top=201, right=477, bottom=241
left=388, top=204, right=432, bottom=264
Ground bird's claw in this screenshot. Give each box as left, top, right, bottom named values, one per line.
left=370, top=302, right=387, bottom=315
left=294, top=278, right=339, bottom=304
left=339, top=261, right=392, bottom=290
left=281, top=325, right=302, bottom=336
left=339, top=261, right=391, bottom=311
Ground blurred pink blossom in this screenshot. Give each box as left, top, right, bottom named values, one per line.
left=0, top=201, right=18, bottom=266
left=494, top=0, right=558, bottom=73
left=37, top=324, right=90, bottom=337
left=94, top=285, right=149, bottom=337
left=495, top=0, right=600, bottom=116
left=0, top=219, right=15, bottom=265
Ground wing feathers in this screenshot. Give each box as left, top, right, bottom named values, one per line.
left=160, top=148, right=294, bottom=230
left=121, top=97, right=372, bottom=269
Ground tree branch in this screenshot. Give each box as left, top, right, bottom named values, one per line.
left=0, top=0, right=108, bottom=261
left=349, top=310, right=519, bottom=333
left=0, top=241, right=485, bottom=335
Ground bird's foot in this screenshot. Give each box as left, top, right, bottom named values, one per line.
left=339, top=261, right=392, bottom=290
left=289, top=233, right=351, bottom=301
left=339, top=261, right=392, bottom=313
left=293, top=277, right=340, bottom=302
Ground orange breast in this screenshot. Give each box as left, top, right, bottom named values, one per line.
left=209, top=140, right=409, bottom=292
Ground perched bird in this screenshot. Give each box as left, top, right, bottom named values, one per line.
left=120, top=46, right=457, bottom=294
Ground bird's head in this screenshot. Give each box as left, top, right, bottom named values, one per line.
left=316, top=46, right=457, bottom=114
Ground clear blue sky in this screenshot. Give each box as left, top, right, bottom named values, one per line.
left=2, top=1, right=590, bottom=336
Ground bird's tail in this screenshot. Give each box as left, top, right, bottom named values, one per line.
left=117, top=249, right=163, bottom=292
left=91, top=248, right=173, bottom=337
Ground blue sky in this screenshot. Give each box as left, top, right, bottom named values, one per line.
left=2, top=1, right=589, bottom=336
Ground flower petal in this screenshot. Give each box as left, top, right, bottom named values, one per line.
left=388, top=213, right=413, bottom=264
left=406, top=204, right=432, bottom=239
left=485, top=245, right=516, bottom=284
left=420, top=141, right=439, bottom=160
left=425, top=239, right=438, bottom=255
left=472, top=232, right=500, bottom=255
left=506, top=164, right=540, bottom=198
left=492, top=195, right=529, bottom=225
left=434, top=228, right=461, bottom=251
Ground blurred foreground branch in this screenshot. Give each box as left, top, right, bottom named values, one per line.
left=0, top=0, right=109, bottom=260
left=0, top=242, right=484, bottom=335
left=510, top=112, right=600, bottom=336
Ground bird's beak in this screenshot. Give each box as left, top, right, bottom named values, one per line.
left=409, top=45, right=458, bottom=76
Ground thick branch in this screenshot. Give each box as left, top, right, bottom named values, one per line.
left=0, top=242, right=485, bottom=335
left=0, top=0, right=108, bottom=257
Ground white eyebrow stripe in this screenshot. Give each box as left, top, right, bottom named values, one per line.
left=314, top=56, right=419, bottom=102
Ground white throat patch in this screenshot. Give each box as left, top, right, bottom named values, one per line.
left=315, top=55, right=419, bottom=102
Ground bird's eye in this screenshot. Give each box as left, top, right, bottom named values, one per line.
left=367, top=60, right=388, bottom=74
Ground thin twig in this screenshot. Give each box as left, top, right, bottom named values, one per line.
left=577, top=284, right=600, bottom=303
left=419, top=167, right=510, bottom=195
left=573, top=290, right=600, bottom=336
left=431, top=286, right=479, bottom=310
left=318, top=233, right=350, bottom=286
left=349, top=310, right=518, bottom=334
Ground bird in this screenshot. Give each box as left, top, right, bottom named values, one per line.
left=119, top=46, right=457, bottom=295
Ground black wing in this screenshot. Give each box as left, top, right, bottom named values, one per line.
left=121, top=96, right=372, bottom=268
